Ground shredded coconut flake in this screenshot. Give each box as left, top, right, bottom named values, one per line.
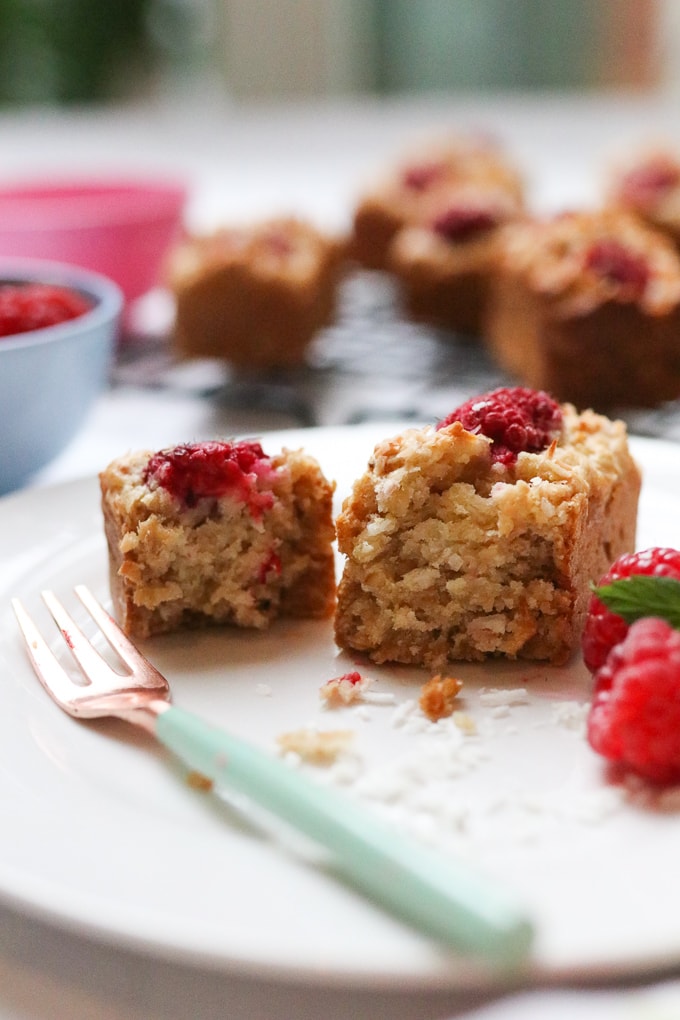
left=362, top=690, right=397, bottom=705
left=478, top=687, right=529, bottom=707
left=550, top=700, right=590, bottom=730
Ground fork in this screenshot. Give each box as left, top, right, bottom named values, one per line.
left=12, top=585, right=533, bottom=967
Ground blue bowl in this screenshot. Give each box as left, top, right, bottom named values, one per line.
left=0, top=258, right=123, bottom=494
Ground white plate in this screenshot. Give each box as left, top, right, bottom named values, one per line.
left=0, top=424, right=678, bottom=991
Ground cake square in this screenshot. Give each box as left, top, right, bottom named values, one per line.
left=334, top=388, right=640, bottom=668
left=388, top=185, right=522, bottom=335
left=607, top=146, right=680, bottom=255
left=100, top=439, right=336, bottom=638
left=484, top=210, right=680, bottom=409
left=350, top=136, right=523, bottom=271
left=168, top=218, right=344, bottom=371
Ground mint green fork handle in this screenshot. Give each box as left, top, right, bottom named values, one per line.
left=155, top=704, right=533, bottom=966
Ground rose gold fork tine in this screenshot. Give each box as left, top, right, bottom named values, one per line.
left=40, top=588, right=120, bottom=691
left=11, top=596, right=84, bottom=708
left=72, top=585, right=169, bottom=692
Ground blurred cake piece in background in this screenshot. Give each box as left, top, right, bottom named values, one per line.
left=484, top=210, right=680, bottom=410
left=168, top=218, right=344, bottom=370
left=388, top=183, right=524, bottom=336
left=349, top=135, right=524, bottom=271
left=607, top=146, right=680, bottom=254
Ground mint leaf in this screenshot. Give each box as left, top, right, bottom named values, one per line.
left=594, top=576, right=680, bottom=628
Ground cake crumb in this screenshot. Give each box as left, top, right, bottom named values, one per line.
left=419, top=674, right=463, bottom=721
left=277, top=728, right=354, bottom=765
left=320, top=670, right=373, bottom=707
left=186, top=770, right=214, bottom=792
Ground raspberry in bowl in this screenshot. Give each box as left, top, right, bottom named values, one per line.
left=0, top=257, right=123, bottom=494
left=0, top=281, right=92, bottom=337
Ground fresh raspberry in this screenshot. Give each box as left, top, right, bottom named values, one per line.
left=433, top=205, right=499, bottom=243
left=584, top=239, right=649, bottom=296
left=437, top=386, right=562, bottom=465
left=144, top=440, right=275, bottom=514
left=618, top=157, right=680, bottom=209
left=587, top=617, right=680, bottom=784
left=582, top=547, right=680, bottom=673
left=0, top=283, right=91, bottom=337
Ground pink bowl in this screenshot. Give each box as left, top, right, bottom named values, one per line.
left=0, top=180, right=187, bottom=305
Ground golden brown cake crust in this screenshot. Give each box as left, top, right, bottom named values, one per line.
left=334, top=407, right=641, bottom=669
left=168, top=218, right=344, bottom=370
left=100, top=445, right=336, bottom=639
left=484, top=211, right=680, bottom=409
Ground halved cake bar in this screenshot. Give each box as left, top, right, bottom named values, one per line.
left=334, top=387, right=640, bottom=668
left=100, top=439, right=336, bottom=638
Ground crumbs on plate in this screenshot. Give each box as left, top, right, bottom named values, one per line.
left=186, top=770, right=214, bottom=792
left=419, top=674, right=463, bottom=721
left=277, top=728, right=354, bottom=765
left=320, top=670, right=373, bottom=707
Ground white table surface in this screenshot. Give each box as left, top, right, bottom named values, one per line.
left=4, top=88, right=680, bottom=1019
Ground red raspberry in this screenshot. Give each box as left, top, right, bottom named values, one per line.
left=257, top=549, right=282, bottom=583
left=587, top=617, right=680, bottom=784
left=584, top=239, right=649, bottom=297
left=401, top=162, right=445, bottom=192
left=437, top=386, right=562, bottom=465
left=144, top=440, right=275, bottom=514
left=0, top=283, right=91, bottom=337
left=618, top=157, right=680, bottom=209
left=582, top=547, right=680, bottom=673
left=433, top=205, right=500, bottom=243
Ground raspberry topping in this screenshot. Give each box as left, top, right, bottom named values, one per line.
left=584, top=239, right=649, bottom=296
left=320, top=670, right=368, bottom=707
left=433, top=205, right=500, bottom=243
left=619, top=158, right=680, bottom=208
left=0, top=283, right=91, bottom=337
left=261, top=231, right=294, bottom=257
left=144, top=440, right=275, bottom=513
left=437, top=386, right=562, bottom=465
left=257, top=549, right=282, bottom=583
left=402, top=162, right=445, bottom=191
left=587, top=617, right=680, bottom=784
left=582, top=548, right=680, bottom=673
